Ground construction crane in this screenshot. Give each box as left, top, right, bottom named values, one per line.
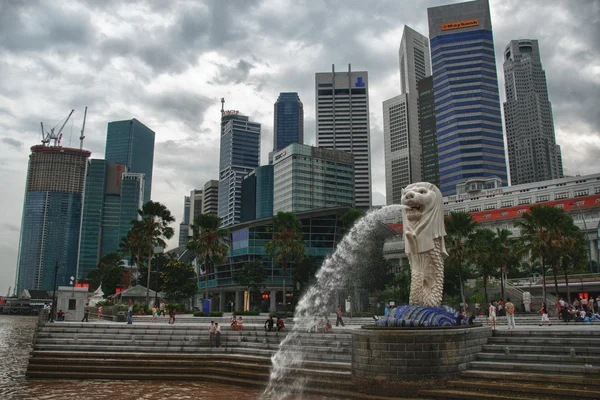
left=79, top=106, right=87, bottom=150
left=40, top=109, right=75, bottom=147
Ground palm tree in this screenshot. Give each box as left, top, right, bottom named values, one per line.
left=514, top=205, right=568, bottom=308
left=138, top=201, right=175, bottom=305
left=468, top=228, right=498, bottom=312
left=557, top=219, right=587, bottom=305
left=495, top=228, right=514, bottom=303
left=119, top=220, right=147, bottom=286
left=187, top=214, right=231, bottom=305
left=265, top=212, right=305, bottom=313
left=444, top=211, right=477, bottom=313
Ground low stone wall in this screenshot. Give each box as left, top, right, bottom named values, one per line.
left=351, top=324, right=491, bottom=394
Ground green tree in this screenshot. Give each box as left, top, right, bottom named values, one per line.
left=339, top=208, right=365, bottom=235
left=556, top=219, right=587, bottom=304
left=160, top=260, right=197, bottom=300
left=444, top=211, right=477, bottom=313
left=138, top=201, right=175, bottom=305
left=495, top=228, right=515, bottom=303
left=85, top=252, right=126, bottom=297
left=119, top=220, right=147, bottom=285
left=233, top=259, right=265, bottom=308
left=468, top=228, right=499, bottom=311
left=514, top=205, right=570, bottom=305
left=293, top=254, right=319, bottom=300
left=265, top=212, right=305, bottom=312
left=187, top=214, right=231, bottom=303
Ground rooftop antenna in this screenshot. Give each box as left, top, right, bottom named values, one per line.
left=221, top=97, right=225, bottom=115
left=79, top=106, right=88, bottom=150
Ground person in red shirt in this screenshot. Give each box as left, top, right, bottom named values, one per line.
left=336, top=306, right=345, bottom=327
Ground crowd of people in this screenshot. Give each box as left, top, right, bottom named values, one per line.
left=557, top=295, right=600, bottom=323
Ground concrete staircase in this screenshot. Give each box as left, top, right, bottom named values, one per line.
left=420, top=327, right=600, bottom=399
left=27, top=321, right=375, bottom=398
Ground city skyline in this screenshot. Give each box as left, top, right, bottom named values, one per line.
left=0, top=0, right=598, bottom=294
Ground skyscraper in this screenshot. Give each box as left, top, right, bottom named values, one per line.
left=78, top=118, right=154, bottom=277
left=274, top=92, right=304, bottom=151
left=218, top=111, right=261, bottom=227
left=16, top=145, right=90, bottom=293
left=418, top=76, right=440, bottom=187
left=178, top=195, right=190, bottom=247
left=241, top=165, right=274, bottom=222
left=383, top=94, right=410, bottom=205
left=202, top=180, right=219, bottom=216
left=316, top=64, right=371, bottom=209
left=272, top=144, right=354, bottom=214
left=399, top=26, right=432, bottom=184
left=428, top=0, right=507, bottom=196
left=188, top=189, right=203, bottom=223
left=503, top=39, right=563, bottom=185
left=105, top=119, right=155, bottom=203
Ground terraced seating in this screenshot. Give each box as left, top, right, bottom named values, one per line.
left=420, top=327, right=600, bottom=399
left=27, top=321, right=358, bottom=398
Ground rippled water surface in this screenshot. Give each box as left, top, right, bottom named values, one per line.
left=0, top=315, right=290, bottom=400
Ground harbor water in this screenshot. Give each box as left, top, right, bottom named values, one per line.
left=0, top=315, right=265, bottom=399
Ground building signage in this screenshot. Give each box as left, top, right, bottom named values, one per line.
left=441, top=19, right=479, bottom=31
left=222, top=110, right=239, bottom=116
left=275, top=151, right=287, bottom=161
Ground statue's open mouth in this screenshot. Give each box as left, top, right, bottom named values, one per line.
left=404, top=201, right=423, bottom=213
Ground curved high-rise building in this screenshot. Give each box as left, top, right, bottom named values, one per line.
left=16, top=145, right=91, bottom=293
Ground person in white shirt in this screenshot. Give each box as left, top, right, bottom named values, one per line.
left=215, top=323, right=222, bottom=348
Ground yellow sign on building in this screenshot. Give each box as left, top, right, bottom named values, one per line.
left=441, top=19, right=479, bottom=31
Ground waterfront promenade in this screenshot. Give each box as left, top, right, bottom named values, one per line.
left=24, top=313, right=600, bottom=399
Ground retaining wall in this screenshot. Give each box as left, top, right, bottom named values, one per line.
left=351, top=324, right=491, bottom=387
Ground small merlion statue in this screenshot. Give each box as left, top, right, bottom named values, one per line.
left=522, top=292, right=531, bottom=312
left=401, top=183, right=447, bottom=307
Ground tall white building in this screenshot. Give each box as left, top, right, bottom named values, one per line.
left=384, top=26, right=431, bottom=205
left=503, top=39, right=563, bottom=185
left=383, top=94, right=409, bottom=205
left=316, top=64, right=372, bottom=210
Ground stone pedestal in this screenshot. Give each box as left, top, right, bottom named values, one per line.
left=351, top=325, right=491, bottom=395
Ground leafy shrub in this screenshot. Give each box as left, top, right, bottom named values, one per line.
left=193, top=311, right=224, bottom=317
left=233, top=310, right=260, bottom=316
left=166, top=302, right=184, bottom=312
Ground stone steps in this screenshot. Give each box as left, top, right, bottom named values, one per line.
left=419, top=328, right=600, bottom=398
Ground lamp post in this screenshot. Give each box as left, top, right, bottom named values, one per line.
left=570, top=202, right=593, bottom=272
left=50, top=261, right=59, bottom=323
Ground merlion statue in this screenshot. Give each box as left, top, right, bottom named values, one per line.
left=401, top=182, right=447, bottom=307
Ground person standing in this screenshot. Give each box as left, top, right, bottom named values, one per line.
left=384, top=305, right=390, bottom=316
left=169, top=308, right=175, bottom=325
left=151, top=305, right=157, bottom=322
left=488, top=301, right=497, bottom=328
left=539, top=302, right=552, bottom=326
left=82, top=303, right=90, bottom=322
left=497, top=300, right=504, bottom=317
left=215, top=323, right=222, bottom=348
left=208, top=321, right=215, bottom=347
left=505, top=298, right=516, bottom=329
left=97, top=305, right=103, bottom=322
left=336, top=306, right=345, bottom=327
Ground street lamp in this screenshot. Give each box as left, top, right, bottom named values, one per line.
left=50, top=261, right=59, bottom=323
left=570, top=202, right=593, bottom=272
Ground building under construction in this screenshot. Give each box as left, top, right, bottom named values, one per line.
left=15, top=110, right=91, bottom=293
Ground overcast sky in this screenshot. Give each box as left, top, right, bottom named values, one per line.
left=0, top=0, right=598, bottom=295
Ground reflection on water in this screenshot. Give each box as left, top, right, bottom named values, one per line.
left=0, top=315, right=268, bottom=400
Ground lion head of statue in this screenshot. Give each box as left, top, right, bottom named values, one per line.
left=401, top=182, right=446, bottom=255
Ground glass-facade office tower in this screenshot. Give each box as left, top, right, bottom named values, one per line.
left=16, top=145, right=90, bottom=293
left=105, top=119, right=155, bottom=203
left=218, top=113, right=261, bottom=227
left=428, top=0, right=507, bottom=196
left=241, top=165, right=274, bottom=223
left=315, top=64, right=371, bottom=210
left=418, top=76, right=440, bottom=187
left=503, top=39, right=563, bottom=185
left=274, top=92, right=304, bottom=151
left=272, top=143, right=354, bottom=213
